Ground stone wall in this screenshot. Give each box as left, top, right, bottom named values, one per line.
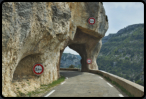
left=2, top=2, right=108, bottom=97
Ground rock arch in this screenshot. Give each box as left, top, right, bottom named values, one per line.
left=60, top=27, right=103, bottom=72
left=2, top=2, right=108, bottom=97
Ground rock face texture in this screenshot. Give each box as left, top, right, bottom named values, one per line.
left=2, top=2, right=108, bottom=97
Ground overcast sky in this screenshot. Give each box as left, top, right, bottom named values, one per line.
left=63, top=2, right=144, bottom=55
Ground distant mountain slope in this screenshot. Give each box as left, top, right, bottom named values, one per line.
left=97, top=23, right=144, bottom=86
left=60, top=53, right=81, bottom=68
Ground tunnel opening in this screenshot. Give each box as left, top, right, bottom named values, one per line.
left=60, top=46, right=82, bottom=70
left=68, top=44, right=89, bottom=72
left=58, top=26, right=101, bottom=72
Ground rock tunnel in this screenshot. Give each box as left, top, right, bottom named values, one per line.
left=60, top=27, right=103, bottom=72
left=2, top=2, right=108, bottom=97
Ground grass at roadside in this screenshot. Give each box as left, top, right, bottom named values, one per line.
left=16, top=75, right=65, bottom=97
left=96, top=73, right=134, bottom=97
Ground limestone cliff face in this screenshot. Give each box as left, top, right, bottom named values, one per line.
left=2, top=2, right=108, bottom=97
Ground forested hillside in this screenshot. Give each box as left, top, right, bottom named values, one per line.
left=97, top=23, right=144, bottom=86
left=60, top=53, right=81, bottom=68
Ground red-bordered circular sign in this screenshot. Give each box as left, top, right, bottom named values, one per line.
left=33, top=64, right=44, bottom=75
left=88, top=17, right=95, bottom=25
left=87, top=59, right=92, bottom=64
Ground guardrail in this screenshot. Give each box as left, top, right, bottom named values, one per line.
left=89, top=69, right=144, bottom=97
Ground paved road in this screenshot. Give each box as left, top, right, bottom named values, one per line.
left=43, top=70, right=128, bottom=97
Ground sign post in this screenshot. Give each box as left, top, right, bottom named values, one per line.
left=88, top=17, right=95, bottom=25
left=87, top=59, right=92, bottom=64
left=33, top=64, right=44, bottom=76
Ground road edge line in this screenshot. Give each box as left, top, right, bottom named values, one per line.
left=61, top=81, right=66, bottom=85
left=107, top=82, right=113, bottom=87
left=119, top=94, right=124, bottom=97
left=44, top=90, right=55, bottom=97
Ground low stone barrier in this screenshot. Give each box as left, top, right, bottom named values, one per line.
left=89, top=69, right=144, bottom=97
left=60, top=68, right=80, bottom=71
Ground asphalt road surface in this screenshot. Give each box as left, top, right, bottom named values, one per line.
left=42, top=70, right=128, bottom=97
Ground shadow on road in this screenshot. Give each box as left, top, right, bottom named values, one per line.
left=59, top=70, right=84, bottom=78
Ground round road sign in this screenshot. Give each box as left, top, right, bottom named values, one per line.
left=88, top=17, right=95, bottom=25
left=87, top=59, right=92, bottom=64
left=33, top=64, right=44, bottom=75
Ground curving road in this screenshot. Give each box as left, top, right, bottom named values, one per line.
left=42, top=70, right=128, bottom=97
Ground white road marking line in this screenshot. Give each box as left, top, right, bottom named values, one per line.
left=119, top=94, right=124, bottom=97
left=107, top=82, right=113, bottom=87
left=61, top=81, right=66, bottom=85
left=99, top=77, right=103, bottom=79
left=44, top=90, right=55, bottom=97
left=66, top=77, right=68, bottom=79
left=91, top=74, right=94, bottom=75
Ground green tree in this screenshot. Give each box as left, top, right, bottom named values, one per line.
left=125, top=57, right=129, bottom=61
left=135, top=80, right=144, bottom=86
left=68, top=65, right=75, bottom=68
left=77, top=65, right=81, bottom=69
